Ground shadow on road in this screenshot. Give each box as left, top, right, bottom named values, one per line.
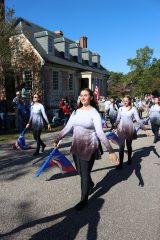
left=90, top=145, right=159, bottom=201
left=0, top=145, right=159, bottom=239
left=0, top=198, right=104, bottom=240
left=0, top=146, right=72, bottom=182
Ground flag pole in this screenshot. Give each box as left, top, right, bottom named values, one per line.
left=35, top=141, right=61, bottom=177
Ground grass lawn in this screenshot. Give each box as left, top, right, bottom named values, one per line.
left=0, top=125, right=63, bottom=144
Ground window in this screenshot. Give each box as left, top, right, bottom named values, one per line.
left=24, top=70, right=32, bottom=91
left=48, top=38, right=53, bottom=53
left=69, top=74, right=73, bottom=90
left=53, top=71, right=59, bottom=90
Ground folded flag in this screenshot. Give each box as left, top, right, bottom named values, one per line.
left=35, top=148, right=76, bottom=177
left=13, top=128, right=30, bottom=150
left=105, top=131, right=119, bottom=145
left=136, top=117, right=150, bottom=133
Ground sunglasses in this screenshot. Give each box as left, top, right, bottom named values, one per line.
left=33, top=96, right=38, bottom=98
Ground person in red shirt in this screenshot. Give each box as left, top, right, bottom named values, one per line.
left=62, top=102, right=71, bottom=124
left=59, top=98, right=65, bottom=109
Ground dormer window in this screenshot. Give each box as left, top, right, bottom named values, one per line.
left=69, top=43, right=82, bottom=63
left=92, top=53, right=100, bottom=68
left=54, top=37, right=70, bottom=59
left=82, top=48, right=92, bottom=66
left=34, top=31, right=54, bottom=55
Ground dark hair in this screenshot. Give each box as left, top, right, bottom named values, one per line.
left=78, top=88, right=98, bottom=109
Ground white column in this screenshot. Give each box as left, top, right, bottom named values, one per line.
left=88, top=75, right=92, bottom=89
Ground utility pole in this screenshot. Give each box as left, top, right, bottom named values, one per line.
left=0, top=0, right=5, bottom=21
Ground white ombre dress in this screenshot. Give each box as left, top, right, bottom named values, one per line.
left=29, top=103, right=49, bottom=130
left=149, top=105, right=160, bottom=125
left=54, top=108, right=113, bottom=161
left=115, top=106, right=144, bottom=143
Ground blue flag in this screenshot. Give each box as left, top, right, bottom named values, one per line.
left=105, top=131, right=119, bottom=145
left=13, top=128, right=30, bottom=150
left=35, top=148, right=76, bottom=177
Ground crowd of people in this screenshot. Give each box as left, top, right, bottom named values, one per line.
left=1, top=87, right=160, bottom=210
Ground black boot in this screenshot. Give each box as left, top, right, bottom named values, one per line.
left=74, top=199, right=88, bottom=210
left=126, top=141, right=132, bottom=165
left=33, top=151, right=39, bottom=156
left=153, top=132, right=158, bottom=143
left=116, top=146, right=124, bottom=169
left=41, top=144, right=46, bottom=152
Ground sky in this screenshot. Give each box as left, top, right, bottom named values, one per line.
left=5, top=0, right=160, bottom=74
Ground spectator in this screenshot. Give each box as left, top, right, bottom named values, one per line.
left=59, top=98, right=65, bottom=109
left=12, top=91, right=21, bottom=107
left=0, top=93, right=8, bottom=130
left=62, top=102, right=71, bottom=125
left=108, top=97, right=118, bottom=130
left=20, top=81, right=27, bottom=101
left=98, top=97, right=106, bottom=118
left=12, top=91, right=24, bottom=132
left=17, top=100, right=30, bottom=128
left=134, top=98, right=144, bottom=119
left=104, top=97, right=111, bottom=112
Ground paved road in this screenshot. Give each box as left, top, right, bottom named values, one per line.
left=0, top=126, right=160, bottom=240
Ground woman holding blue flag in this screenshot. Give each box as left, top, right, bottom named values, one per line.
left=26, top=93, right=51, bottom=156
left=53, top=88, right=118, bottom=210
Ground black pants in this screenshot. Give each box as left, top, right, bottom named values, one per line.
left=33, top=130, right=45, bottom=153
left=138, top=110, right=143, bottom=119
left=151, top=122, right=159, bottom=142
left=109, top=116, right=116, bottom=130
left=119, top=139, right=132, bottom=166
left=73, top=154, right=96, bottom=201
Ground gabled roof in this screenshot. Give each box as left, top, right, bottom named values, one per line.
left=14, top=18, right=109, bottom=75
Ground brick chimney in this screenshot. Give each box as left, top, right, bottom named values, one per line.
left=0, top=0, right=5, bottom=21
left=79, top=36, right=87, bottom=48
left=55, top=30, right=64, bottom=36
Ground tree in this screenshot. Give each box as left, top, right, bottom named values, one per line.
left=125, top=46, right=160, bottom=96
left=127, top=46, right=154, bottom=73
left=0, top=7, right=17, bottom=96
left=0, top=6, right=42, bottom=100
left=108, top=71, right=123, bottom=96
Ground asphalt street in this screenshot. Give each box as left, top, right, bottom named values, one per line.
left=0, top=126, right=160, bottom=240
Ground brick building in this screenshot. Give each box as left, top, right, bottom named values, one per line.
left=4, top=17, right=110, bottom=107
